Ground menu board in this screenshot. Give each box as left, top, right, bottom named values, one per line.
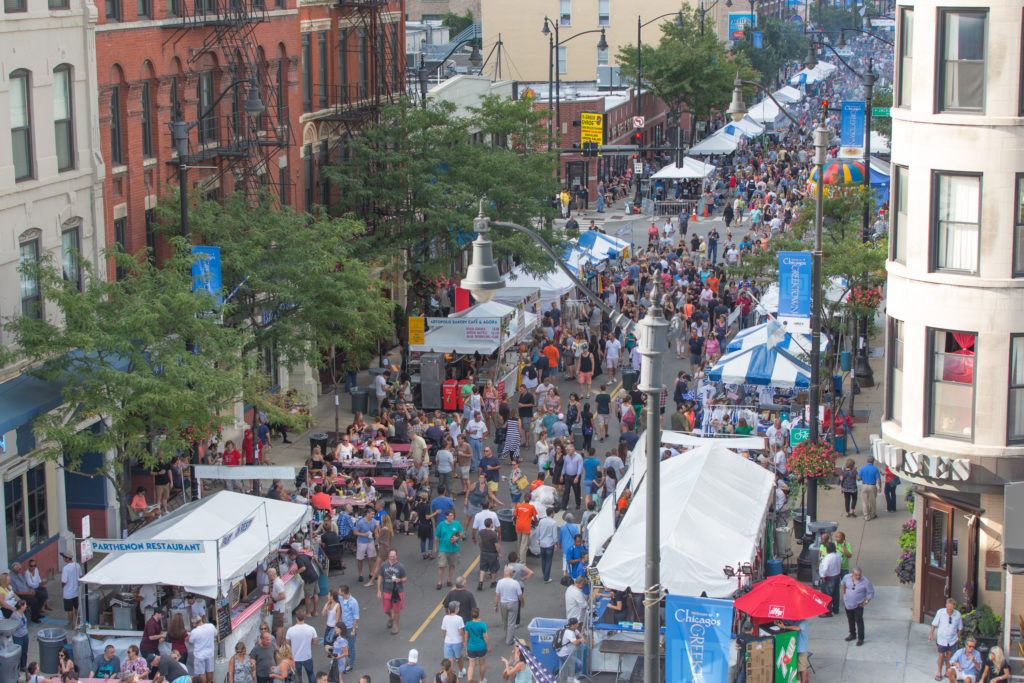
left=216, top=596, right=232, bottom=641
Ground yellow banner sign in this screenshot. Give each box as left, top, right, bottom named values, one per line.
left=580, top=112, right=604, bottom=145
left=408, top=316, right=425, bottom=345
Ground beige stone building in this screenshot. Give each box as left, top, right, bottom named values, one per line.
left=879, top=0, right=1024, bottom=646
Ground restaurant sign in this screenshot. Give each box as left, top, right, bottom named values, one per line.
left=871, top=438, right=971, bottom=482
left=426, top=317, right=501, bottom=342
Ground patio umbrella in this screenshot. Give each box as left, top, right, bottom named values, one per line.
left=733, top=574, right=832, bottom=620
left=310, top=491, right=332, bottom=510
left=728, top=321, right=829, bottom=355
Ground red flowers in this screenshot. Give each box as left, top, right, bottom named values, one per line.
left=848, top=286, right=882, bottom=311
left=788, top=439, right=838, bottom=479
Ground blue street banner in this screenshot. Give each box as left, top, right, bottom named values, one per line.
left=191, top=245, right=223, bottom=306
left=728, top=13, right=756, bottom=41
left=752, top=31, right=764, bottom=48
left=777, top=251, right=813, bottom=333
left=839, top=101, right=865, bottom=157
left=665, top=594, right=734, bottom=683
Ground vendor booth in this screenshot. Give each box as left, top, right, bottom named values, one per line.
left=707, top=344, right=812, bottom=389
left=575, top=231, right=632, bottom=263
left=720, top=116, right=766, bottom=139
left=746, top=98, right=793, bottom=127
left=649, top=156, right=717, bottom=179
left=503, top=265, right=576, bottom=310
left=80, top=491, right=312, bottom=660
left=689, top=129, right=743, bottom=156
left=727, top=320, right=829, bottom=356
left=771, top=85, right=804, bottom=104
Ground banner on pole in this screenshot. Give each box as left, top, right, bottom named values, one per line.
left=777, top=251, right=813, bottom=333
left=191, top=246, right=223, bottom=307
left=665, top=594, right=734, bottom=682
left=838, top=100, right=865, bottom=159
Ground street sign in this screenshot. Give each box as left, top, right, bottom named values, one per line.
left=632, top=116, right=645, bottom=128
left=790, top=427, right=810, bottom=447
left=408, top=316, right=425, bottom=345
left=580, top=112, right=604, bottom=144
left=633, top=162, right=643, bottom=174
left=872, top=107, right=891, bottom=117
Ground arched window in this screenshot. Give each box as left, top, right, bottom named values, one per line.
left=9, top=69, right=34, bottom=181
left=53, top=65, right=75, bottom=171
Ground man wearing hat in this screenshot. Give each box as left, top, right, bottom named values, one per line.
left=557, top=618, right=584, bottom=675
left=550, top=413, right=569, bottom=440
left=139, top=606, right=166, bottom=664
left=398, top=648, right=425, bottom=683
left=60, top=550, right=82, bottom=628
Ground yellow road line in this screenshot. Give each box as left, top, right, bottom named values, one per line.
left=408, top=555, right=480, bottom=643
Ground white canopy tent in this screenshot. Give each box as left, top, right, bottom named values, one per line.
left=747, top=98, right=793, bottom=126
left=574, top=231, right=632, bottom=261
left=491, top=286, right=541, bottom=308
left=411, top=301, right=539, bottom=354
left=595, top=443, right=775, bottom=598
left=689, top=129, right=743, bottom=156
left=772, top=85, right=804, bottom=104
left=502, top=265, right=576, bottom=310
left=81, top=491, right=312, bottom=599
left=720, top=116, right=766, bottom=139
left=650, top=156, right=717, bottom=179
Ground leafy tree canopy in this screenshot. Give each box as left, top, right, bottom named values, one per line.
left=732, top=16, right=810, bottom=87
left=442, top=10, right=475, bottom=40
left=871, top=88, right=891, bottom=137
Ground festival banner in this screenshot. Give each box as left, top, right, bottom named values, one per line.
left=777, top=251, right=813, bottom=333
left=839, top=100, right=866, bottom=159
left=665, top=594, right=734, bottom=683
left=191, top=245, right=223, bottom=307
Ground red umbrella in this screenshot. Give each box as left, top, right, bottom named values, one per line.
left=733, top=575, right=831, bottom=620
left=310, top=492, right=332, bottom=510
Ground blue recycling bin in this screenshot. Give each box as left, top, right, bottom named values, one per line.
left=833, top=435, right=847, bottom=454
left=528, top=617, right=567, bottom=673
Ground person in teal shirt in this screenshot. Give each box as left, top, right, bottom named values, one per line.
left=582, top=449, right=601, bottom=506
left=464, top=607, right=489, bottom=682
left=435, top=510, right=465, bottom=590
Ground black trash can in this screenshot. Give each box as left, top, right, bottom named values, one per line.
left=37, top=628, right=67, bottom=675
left=571, top=422, right=584, bottom=451
left=350, top=387, right=369, bottom=415
left=621, top=368, right=639, bottom=391
left=386, top=657, right=404, bottom=683
left=497, top=509, right=517, bottom=542
left=309, top=432, right=329, bottom=454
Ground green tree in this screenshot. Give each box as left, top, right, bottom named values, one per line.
left=871, top=88, right=892, bottom=137
left=809, top=4, right=862, bottom=37
left=2, top=244, right=247, bottom=527
left=441, top=10, right=474, bottom=38
left=615, top=6, right=759, bottom=143
left=325, top=95, right=560, bottom=318
left=732, top=16, right=810, bottom=87
left=159, top=192, right=395, bottom=376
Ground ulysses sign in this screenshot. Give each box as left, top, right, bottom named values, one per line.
left=871, top=437, right=971, bottom=482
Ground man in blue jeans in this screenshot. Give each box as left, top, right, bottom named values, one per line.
left=535, top=509, right=559, bottom=582
left=285, top=609, right=319, bottom=683
left=857, top=455, right=882, bottom=520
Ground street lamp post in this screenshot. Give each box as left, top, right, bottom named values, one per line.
left=417, top=40, right=484, bottom=109
left=543, top=19, right=607, bottom=155
left=461, top=205, right=666, bottom=683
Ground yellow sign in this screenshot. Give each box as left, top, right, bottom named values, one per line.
left=580, top=112, right=604, bottom=145
left=408, top=316, right=425, bottom=345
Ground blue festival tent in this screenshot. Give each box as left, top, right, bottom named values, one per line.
left=708, top=344, right=811, bottom=388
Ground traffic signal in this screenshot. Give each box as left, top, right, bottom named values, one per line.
left=633, top=129, right=643, bottom=146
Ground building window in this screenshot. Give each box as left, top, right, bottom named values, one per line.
left=301, top=34, right=312, bottom=113
left=597, top=0, right=609, bottom=26
left=170, top=75, right=181, bottom=121
left=53, top=66, right=75, bottom=171
left=137, top=0, right=150, bottom=18
left=109, top=85, right=123, bottom=165
left=10, top=70, right=33, bottom=181
left=558, top=47, right=567, bottom=75
left=319, top=140, right=329, bottom=206
left=198, top=70, right=216, bottom=145
left=1014, top=174, right=1024, bottom=277
left=20, top=239, right=42, bottom=319
left=937, top=10, right=986, bottom=113
left=891, top=165, right=907, bottom=263
left=274, top=0, right=283, bottom=9
left=932, top=172, right=980, bottom=274
left=113, top=217, right=127, bottom=280
left=144, top=209, right=156, bottom=261
left=140, top=82, right=153, bottom=158
left=887, top=318, right=904, bottom=425
left=61, top=225, right=82, bottom=290
left=48, top=0, right=70, bottom=8
left=279, top=164, right=288, bottom=204
left=597, top=46, right=609, bottom=67
left=338, top=29, right=348, bottom=103
left=4, top=479, right=24, bottom=560
left=303, top=144, right=313, bottom=212
left=25, top=465, right=46, bottom=548
left=106, top=0, right=120, bottom=21
left=358, top=30, right=368, bottom=99
left=276, top=60, right=285, bottom=126
left=1010, top=336, right=1024, bottom=443
left=5, top=0, right=26, bottom=12
left=390, top=24, right=399, bottom=90
left=318, top=32, right=328, bottom=109
left=896, top=7, right=912, bottom=107
left=559, top=0, right=570, bottom=26
left=928, top=329, right=975, bottom=440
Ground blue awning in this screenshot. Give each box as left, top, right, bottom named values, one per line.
left=0, top=371, right=64, bottom=436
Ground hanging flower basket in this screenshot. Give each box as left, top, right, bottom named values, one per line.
left=788, top=439, right=838, bottom=480
left=847, top=286, right=882, bottom=317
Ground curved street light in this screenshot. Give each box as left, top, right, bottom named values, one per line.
left=725, top=75, right=803, bottom=129
left=541, top=18, right=607, bottom=161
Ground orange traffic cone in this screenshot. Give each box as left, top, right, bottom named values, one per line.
left=691, top=206, right=698, bottom=222
left=703, top=203, right=709, bottom=217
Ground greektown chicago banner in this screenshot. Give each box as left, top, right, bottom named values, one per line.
left=777, top=251, right=813, bottom=333
left=665, top=594, right=734, bottom=683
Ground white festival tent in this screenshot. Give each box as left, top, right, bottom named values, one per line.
left=574, top=230, right=633, bottom=261
left=503, top=265, right=576, bottom=310
left=650, top=156, right=717, bottom=179
left=81, top=491, right=312, bottom=599
left=708, top=344, right=812, bottom=389
left=689, top=129, right=744, bottom=156
left=411, top=300, right=539, bottom=354
left=771, top=85, right=805, bottom=104
left=720, top=116, right=766, bottom=139
left=595, top=443, right=775, bottom=598
left=747, top=98, right=793, bottom=126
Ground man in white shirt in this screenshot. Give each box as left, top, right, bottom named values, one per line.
left=335, top=435, right=354, bottom=460
left=929, top=598, right=964, bottom=680
left=604, top=337, right=621, bottom=381
left=466, top=413, right=488, bottom=472
left=448, top=418, right=462, bottom=444
left=267, top=567, right=287, bottom=645
left=373, top=371, right=389, bottom=416
left=493, top=567, right=523, bottom=645
left=440, top=600, right=466, bottom=676
left=557, top=618, right=584, bottom=675
left=188, top=615, right=218, bottom=683
left=285, top=609, right=319, bottom=683
left=471, top=502, right=499, bottom=544
left=818, top=542, right=842, bottom=617
left=60, top=551, right=81, bottom=628
left=774, top=448, right=788, bottom=476
left=766, top=419, right=788, bottom=451
left=564, top=576, right=588, bottom=622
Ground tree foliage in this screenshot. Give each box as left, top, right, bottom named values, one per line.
left=2, top=244, right=247, bottom=486
left=325, top=95, right=561, bottom=313
left=442, top=10, right=475, bottom=39
left=732, top=16, right=810, bottom=87
left=871, top=88, right=892, bottom=138
left=615, top=6, right=759, bottom=124
left=157, top=192, right=395, bottom=371
left=809, top=4, right=863, bottom=37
